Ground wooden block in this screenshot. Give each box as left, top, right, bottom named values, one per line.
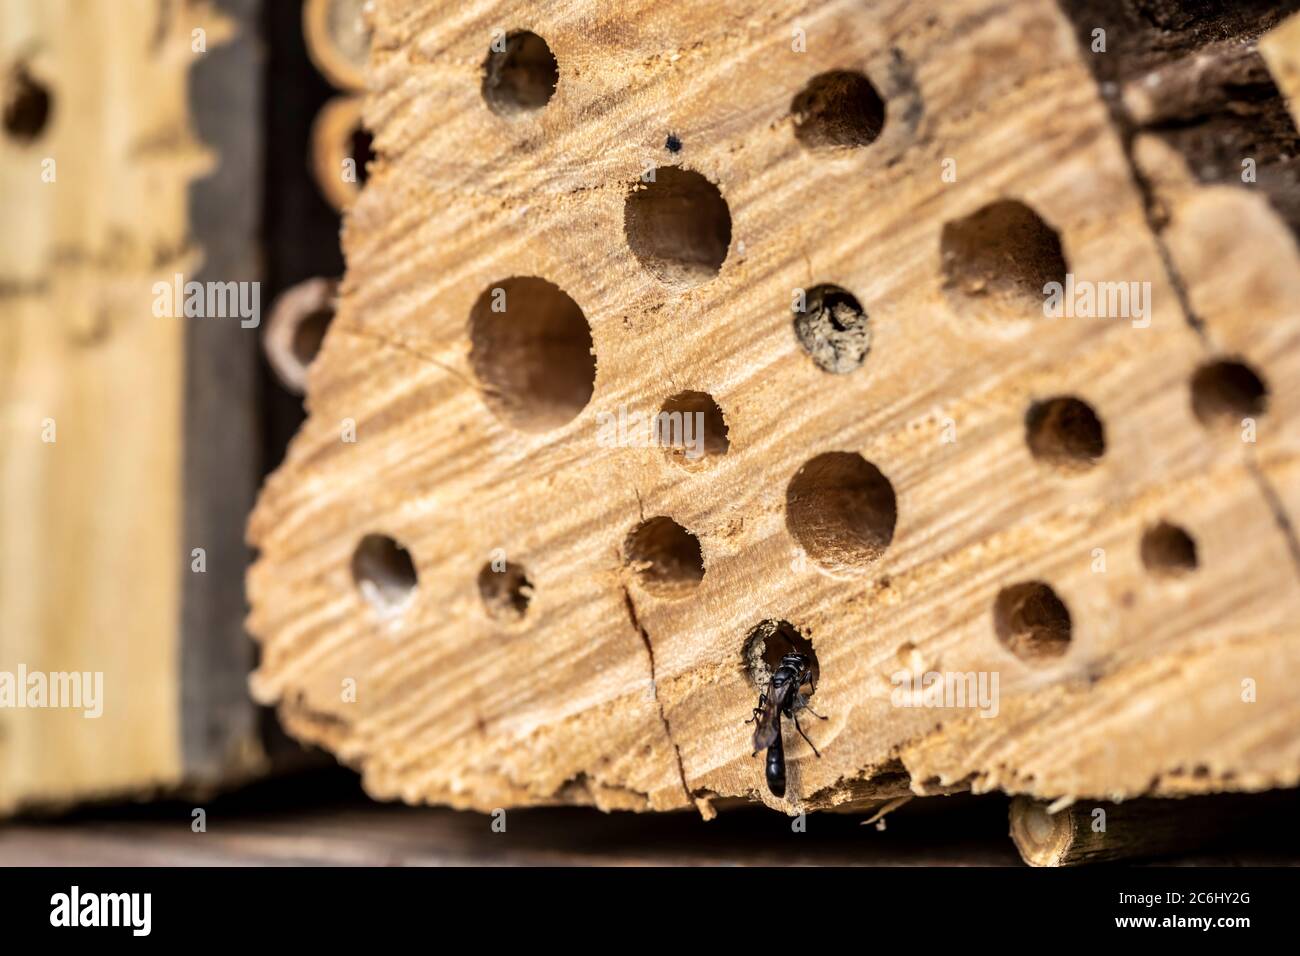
left=0, top=0, right=268, bottom=813
left=247, top=0, right=1300, bottom=817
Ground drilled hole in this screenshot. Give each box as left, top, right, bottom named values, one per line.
left=941, top=200, right=1067, bottom=321
left=3, top=65, right=51, bottom=142
left=793, top=284, right=871, bottom=374
left=1190, top=359, right=1267, bottom=427
left=478, top=560, right=533, bottom=622
left=791, top=70, right=885, bottom=150
left=743, top=619, right=819, bottom=692
left=1141, top=522, right=1198, bottom=577
left=481, top=31, right=557, bottom=116
left=1025, top=397, right=1105, bottom=472
left=468, top=276, right=595, bottom=432
left=624, top=516, right=704, bottom=598
left=659, top=390, right=729, bottom=468
left=786, top=451, right=897, bottom=575
left=993, top=582, right=1071, bottom=662
left=352, top=534, right=418, bottom=617
left=624, top=167, right=731, bottom=290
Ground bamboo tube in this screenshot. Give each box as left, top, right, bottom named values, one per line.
left=264, top=277, right=338, bottom=395
left=302, top=0, right=370, bottom=91
left=310, top=95, right=369, bottom=212
left=1009, top=793, right=1297, bottom=866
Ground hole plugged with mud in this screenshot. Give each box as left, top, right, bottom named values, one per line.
left=1140, top=521, right=1198, bottom=577
left=1025, top=397, right=1105, bottom=472
left=468, top=276, right=596, bottom=433
left=791, top=70, right=886, bottom=150
left=624, top=166, right=732, bottom=290
left=786, top=451, right=897, bottom=575
left=993, top=581, right=1071, bottom=663
left=793, top=284, right=870, bottom=374
left=659, top=390, right=729, bottom=468
left=477, top=560, right=533, bottom=622
left=940, top=199, right=1066, bottom=321
left=481, top=30, right=558, bottom=116
left=1190, top=359, right=1267, bottom=427
left=742, top=619, right=819, bottom=692
left=624, top=516, right=704, bottom=598
left=352, top=534, right=418, bottom=618
left=3, top=65, right=52, bottom=142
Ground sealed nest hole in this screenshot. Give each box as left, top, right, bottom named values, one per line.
left=793, top=284, right=871, bottom=374
left=743, top=619, right=819, bottom=693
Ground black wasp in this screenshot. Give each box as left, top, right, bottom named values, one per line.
left=746, top=652, right=827, bottom=798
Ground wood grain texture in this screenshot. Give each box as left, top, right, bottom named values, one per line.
left=247, top=0, right=1300, bottom=815
left=0, top=0, right=266, bottom=813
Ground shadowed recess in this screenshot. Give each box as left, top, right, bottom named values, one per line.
left=993, top=582, right=1071, bottom=662
left=791, top=70, right=886, bottom=150
left=481, top=31, right=558, bottom=116
left=1190, top=359, right=1268, bottom=427
left=624, top=516, right=704, bottom=598
left=786, top=452, right=897, bottom=575
left=468, top=276, right=596, bottom=433
left=477, top=560, right=533, bottom=622
left=352, top=534, right=418, bottom=617
left=624, top=167, right=731, bottom=290
left=1141, top=521, right=1199, bottom=577
left=941, top=200, right=1067, bottom=321
left=1025, top=396, right=1106, bottom=472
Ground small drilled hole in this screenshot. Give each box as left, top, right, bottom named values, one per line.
left=352, top=534, right=418, bottom=617
left=742, top=619, right=819, bottom=691
left=1025, top=397, right=1105, bottom=472
left=659, top=390, right=729, bottom=468
left=624, top=516, right=704, bottom=598
left=941, top=200, right=1067, bottom=321
left=481, top=31, right=557, bottom=116
left=791, top=70, right=885, bottom=150
left=786, top=451, right=897, bottom=575
left=478, top=560, right=533, bottom=621
left=1190, top=359, right=1267, bottom=427
left=993, top=581, right=1071, bottom=662
left=468, top=276, right=595, bottom=432
left=3, top=65, right=51, bottom=142
left=793, top=284, right=871, bottom=374
left=1141, top=522, right=1198, bottom=577
left=624, top=167, right=731, bottom=290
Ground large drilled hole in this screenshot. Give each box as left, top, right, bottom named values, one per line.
left=940, top=200, right=1067, bottom=321
left=742, top=619, right=819, bottom=693
left=1025, top=397, right=1105, bottom=472
left=1141, top=522, right=1199, bottom=577
left=481, top=31, right=558, bottom=116
left=659, top=390, right=729, bottom=468
left=793, top=284, right=871, bottom=374
left=3, top=65, right=51, bottom=142
left=1190, top=359, right=1268, bottom=427
left=352, top=534, right=418, bottom=618
left=786, top=452, right=897, bottom=575
left=477, top=560, right=533, bottom=622
left=468, top=276, right=596, bottom=432
left=624, top=516, right=704, bottom=598
left=624, top=167, right=731, bottom=290
left=791, top=70, right=886, bottom=150
left=993, top=582, right=1072, bottom=663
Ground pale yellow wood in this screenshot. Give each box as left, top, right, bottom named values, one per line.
left=248, top=0, right=1300, bottom=815
left=0, top=0, right=227, bottom=812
